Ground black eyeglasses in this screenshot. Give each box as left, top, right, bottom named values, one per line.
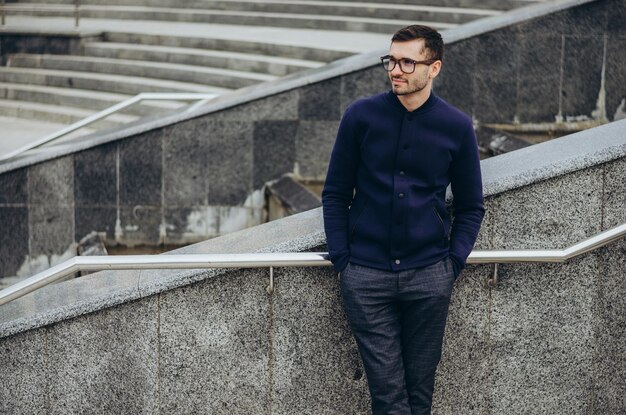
left=380, top=55, right=436, bottom=74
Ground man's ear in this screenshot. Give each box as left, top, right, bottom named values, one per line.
left=430, top=60, right=442, bottom=79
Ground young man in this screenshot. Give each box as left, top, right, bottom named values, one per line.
left=322, top=25, right=484, bottom=414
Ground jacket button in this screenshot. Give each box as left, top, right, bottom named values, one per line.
left=399, top=171, right=405, bottom=176
left=398, top=193, right=405, bottom=198
left=395, top=259, right=401, bottom=265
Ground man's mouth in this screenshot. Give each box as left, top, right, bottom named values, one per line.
left=392, top=78, right=406, bottom=84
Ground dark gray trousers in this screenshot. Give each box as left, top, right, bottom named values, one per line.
left=340, top=258, right=456, bottom=415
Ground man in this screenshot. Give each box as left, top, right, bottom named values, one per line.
left=321, top=25, right=484, bottom=414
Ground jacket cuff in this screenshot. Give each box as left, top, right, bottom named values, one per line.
left=331, top=252, right=350, bottom=273
left=449, top=253, right=464, bottom=278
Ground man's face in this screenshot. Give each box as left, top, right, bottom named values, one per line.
left=387, top=39, right=436, bottom=96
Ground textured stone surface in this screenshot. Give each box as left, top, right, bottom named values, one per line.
left=593, top=239, right=626, bottom=413
left=211, top=90, right=300, bottom=122
left=46, top=297, right=159, bottom=415
left=478, top=28, right=520, bottom=75
left=488, top=257, right=597, bottom=414
left=602, top=157, right=626, bottom=230
left=298, top=77, right=342, bottom=121
left=253, top=120, right=298, bottom=188
left=74, top=143, right=117, bottom=206
left=339, top=67, right=388, bottom=114
left=434, top=38, right=476, bottom=117
left=118, top=132, right=162, bottom=206
left=562, top=0, right=608, bottom=35
left=208, top=120, right=254, bottom=204
left=0, top=269, right=142, bottom=330
left=516, top=33, right=562, bottom=122
left=0, top=328, right=47, bottom=415
left=561, top=35, right=605, bottom=118
left=29, top=205, right=74, bottom=258
left=0, top=207, right=28, bottom=277
left=294, top=120, right=339, bottom=179
left=491, top=166, right=603, bottom=249
left=606, top=0, right=626, bottom=34
left=74, top=206, right=117, bottom=242
left=606, top=35, right=626, bottom=121
left=0, top=167, right=27, bottom=204
left=118, top=205, right=161, bottom=246
left=27, top=156, right=76, bottom=258
left=28, top=156, right=74, bottom=206
left=433, top=264, right=491, bottom=415
left=159, top=269, right=271, bottom=415
left=162, top=122, right=209, bottom=207
left=272, top=266, right=369, bottom=414
left=473, top=75, right=517, bottom=124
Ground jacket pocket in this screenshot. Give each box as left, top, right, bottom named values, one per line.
left=350, top=201, right=369, bottom=242
left=431, top=202, right=446, bottom=240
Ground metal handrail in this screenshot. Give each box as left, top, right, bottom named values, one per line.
left=0, top=92, right=217, bottom=162
left=0, top=222, right=624, bottom=307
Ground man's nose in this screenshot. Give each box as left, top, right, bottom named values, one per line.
left=390, top=64, right=404, bottom=77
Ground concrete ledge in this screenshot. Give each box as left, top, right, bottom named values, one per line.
left=481, top=118, right=626, bottom=197
left=0, top=208, right=325, bottom=338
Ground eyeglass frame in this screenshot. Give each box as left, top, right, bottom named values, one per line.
left=380, top=55, right=437, bottom=74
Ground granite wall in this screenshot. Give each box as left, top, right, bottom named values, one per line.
left=0, top=0, right=624, bottom=280
left=0, top=32, right=100, bottom=65
left=1, top=120, right=624, bottom=413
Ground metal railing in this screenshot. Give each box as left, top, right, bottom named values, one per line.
left=0, top=222, right=624, bottom=307
left=0, top=92, right=218, bottom=162
left=1, top=1, right=81, bottom=28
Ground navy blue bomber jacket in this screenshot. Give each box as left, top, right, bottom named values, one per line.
left=322, top=91, right=485, bottom=274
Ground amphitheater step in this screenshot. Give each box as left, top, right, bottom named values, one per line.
left=0, top=82, right=186, bottom=117
left=4, top=4, right=459, bottom=33
left=83, top=42, right=325, bottom=77
left=71, top=1, right=500, bottom=25
left=101, top=32, right=353, bottom=62
left=7, top=54, right=276, bottom=89
left=0, top=67, right=231, bottom=95
left=7, top=0, right=521, bottom=13
left=0, top=99, right=139, bottom=129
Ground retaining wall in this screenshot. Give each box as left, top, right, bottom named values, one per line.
left=1, top=119, right=625, bottom=414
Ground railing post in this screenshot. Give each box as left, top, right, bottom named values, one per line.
left=74, top=0, right=80, bottom=29
left=1, top=0, right=5, bottom=27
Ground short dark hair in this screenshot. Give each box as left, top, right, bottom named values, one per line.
left=391, top=25, right=444, bottom=61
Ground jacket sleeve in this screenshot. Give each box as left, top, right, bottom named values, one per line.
left=448, top=121, right=485, bottom=276
left=321, top=105, right=361, bottom=273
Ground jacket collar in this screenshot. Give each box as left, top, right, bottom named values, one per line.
left=386, top=90, right=438, bottom=114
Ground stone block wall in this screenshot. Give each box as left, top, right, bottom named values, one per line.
left=1, top=140, right=624, bottom=413
left=0, top=0, right=624, bottom=280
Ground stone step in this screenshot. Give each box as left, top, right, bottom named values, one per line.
left=0, top=67, right=230, bottom=95
left=5, top=4, right=458, bottom=33
left=8, top=53, right=277, bottom=89
left=83, top=42, right=325, bottom=77
left=0, top=82, right=185, bottom=116
left=8, top=0, right=530, bottom=12
left=60, top=0, right=499, bottom=25
left=0, top=99, right=139, bottom=129
left=102, top=32, right=353, bottom=62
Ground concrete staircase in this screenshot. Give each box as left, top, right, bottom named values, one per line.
left=0, top=0, right=538, bottom=147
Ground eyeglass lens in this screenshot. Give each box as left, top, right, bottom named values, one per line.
left=381, top=57, right=415, bottom=74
